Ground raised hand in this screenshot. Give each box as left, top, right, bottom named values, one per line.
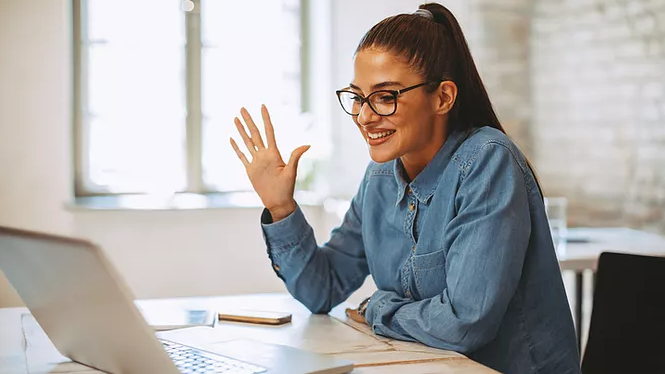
left=230, top=105, right=310, bottom=222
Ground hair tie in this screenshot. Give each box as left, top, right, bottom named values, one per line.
left=412, top=9, right=434, bottom=20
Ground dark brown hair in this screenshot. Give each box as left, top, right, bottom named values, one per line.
left=355, top=3, right=503, bottom=136
left=356, top=3, right=544, bottom=196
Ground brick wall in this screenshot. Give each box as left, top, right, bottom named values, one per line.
left=530, top=0, right=665, bottom=232
left=469, top=0, right=533, bottom=156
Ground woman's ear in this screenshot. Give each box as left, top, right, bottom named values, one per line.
left=435, top=80, right=458, bottom=115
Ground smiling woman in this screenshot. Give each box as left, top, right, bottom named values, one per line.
left=336, top=78, right=445, bottom=166
left=338, top=49, right=456, bottom=175
left=229, top=3, right=581, bottom=374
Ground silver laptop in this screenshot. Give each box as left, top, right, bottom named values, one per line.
left=0, top=225, right=354, bottom=374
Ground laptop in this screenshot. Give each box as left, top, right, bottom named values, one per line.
left=0, top=225, right=354, bottom=374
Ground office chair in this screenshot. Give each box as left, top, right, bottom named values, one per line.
left=581, top=252, right=665, bottom=374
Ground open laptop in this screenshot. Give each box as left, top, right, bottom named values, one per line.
left=0, top=225, right=354, bottom=374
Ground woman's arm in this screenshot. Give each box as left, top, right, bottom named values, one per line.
left=365, top=142, right=532, bottom=353
left=229, top=105, right=369, bottom=314
left=261, top=174, right=369, bottom=314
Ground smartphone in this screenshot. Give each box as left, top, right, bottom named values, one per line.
left=217, top=310, right=292, bottom=325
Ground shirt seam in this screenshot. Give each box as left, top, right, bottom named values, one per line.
left=456, top=140, right=535, bottom=193
left=369, top=169, right=394, bottom=176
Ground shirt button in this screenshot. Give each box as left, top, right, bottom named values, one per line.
left=412, top=245, right=416, bottom=251
left=407, top=187, right=413, bottom=194
left=408, top=203, right=415, bottom=211
left=273, top=264, right=280, bottom=271
left=405, top=289, right=411, bottom=298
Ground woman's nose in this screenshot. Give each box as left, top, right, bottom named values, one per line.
left=357, top=102, right=378, bottom=126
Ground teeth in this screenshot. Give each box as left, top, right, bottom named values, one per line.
left=368, top=130, right=395, bottom=140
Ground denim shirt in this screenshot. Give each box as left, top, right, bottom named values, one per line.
left=261, top=127, right=581, bottom=374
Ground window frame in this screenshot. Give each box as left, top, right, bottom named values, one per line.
left=72, top=0, right=308, bottom=197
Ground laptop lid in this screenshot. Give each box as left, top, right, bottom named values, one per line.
left=0, top=225, right=179, bottom=374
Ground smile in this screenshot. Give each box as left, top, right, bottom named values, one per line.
left=367, top=130, right=396, bottom=140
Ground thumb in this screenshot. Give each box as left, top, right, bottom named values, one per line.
left=287, top=145, right=311, bottom=173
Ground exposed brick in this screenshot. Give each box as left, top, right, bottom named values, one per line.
left=530, top=0, right=665, bottom=233
left=470, top=0, right=532, bottom=155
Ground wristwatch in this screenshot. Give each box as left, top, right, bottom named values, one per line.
left=357, top=296, right=371, bottom=318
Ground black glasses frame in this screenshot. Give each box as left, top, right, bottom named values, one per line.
left=335, top=80, right=443, bottom=117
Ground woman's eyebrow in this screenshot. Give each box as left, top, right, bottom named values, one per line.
left=348, top=83, right=362, bottom=92
left=349, top=81, right=403, bottom=92
left=371, top=81, right=402, bottom=90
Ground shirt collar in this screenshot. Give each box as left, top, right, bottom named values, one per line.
left=393, top=130, right=468, bottom=206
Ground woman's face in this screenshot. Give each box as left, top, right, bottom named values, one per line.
left=349, top=49, right=445, bottom=164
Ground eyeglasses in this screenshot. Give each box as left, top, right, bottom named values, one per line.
left=335, top=81, right=442, bottom=117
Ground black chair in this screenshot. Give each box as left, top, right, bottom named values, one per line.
left=581, top=252, right=665, bottom=374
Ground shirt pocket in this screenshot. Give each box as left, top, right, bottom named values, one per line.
left=412, top=249, right=448, bottom=300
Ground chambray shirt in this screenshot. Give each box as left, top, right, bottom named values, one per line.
left=261, top=127, right=581, bottom=374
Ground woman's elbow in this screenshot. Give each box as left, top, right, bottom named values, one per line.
left=288, top=283, right=332, bottom=314
left=452, top=331, right=495, bottom=354
left=289, top=294, right=332, bottom=315
left=424, top=319, right=499, bottom=354
left=303, top=299, right=332, bottom=314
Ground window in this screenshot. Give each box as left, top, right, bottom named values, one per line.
left=73, top=0, right=313, bottom=196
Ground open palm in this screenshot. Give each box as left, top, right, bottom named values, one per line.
left=230, top=105, right=310, bottom=221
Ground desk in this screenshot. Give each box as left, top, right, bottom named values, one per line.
left=0, top=293, right=498, bottom=374
left=559, top=228, right=665, bottom=348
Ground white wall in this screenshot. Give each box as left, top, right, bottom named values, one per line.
left=0, top=0, right=74, bottom=307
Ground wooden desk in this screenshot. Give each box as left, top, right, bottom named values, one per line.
left=0, top=293, right=498, bottom=374
left=558, top=228, right=665, bottom=348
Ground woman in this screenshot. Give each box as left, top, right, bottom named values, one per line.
left=230, top=3, right=580, bottom=374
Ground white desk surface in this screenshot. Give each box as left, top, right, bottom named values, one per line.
left=0, top=293, right=498, bottom=374
left=559, top=227, right=665, bottom=271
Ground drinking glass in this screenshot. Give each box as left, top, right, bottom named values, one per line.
left=544, top=197, right=568, bottom=256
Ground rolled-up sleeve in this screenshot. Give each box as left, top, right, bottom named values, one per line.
left=365, top=142, right=532, bottom=353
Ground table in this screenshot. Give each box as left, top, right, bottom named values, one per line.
left=558, top=228, right=665, bottom=349
left=0, top=293, right=498, bottom=374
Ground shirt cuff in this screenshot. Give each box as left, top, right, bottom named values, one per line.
left=365, top=290, right=388, bottom=327
left=261, top=204, right=309, bottom=255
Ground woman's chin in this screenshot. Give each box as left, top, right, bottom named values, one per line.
left=368, top=149, right=398, bottom=164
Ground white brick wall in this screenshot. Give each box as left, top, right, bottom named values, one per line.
left=469, top=0, right=533, bottom=155
left=530, top=0, right=665, bottom=232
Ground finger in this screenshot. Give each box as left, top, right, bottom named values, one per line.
left=229, top=138, right=250, bottom=167
left=287, top=145, right=311, bottom=173
left=240, top=107, right=266, bottom=150
left=261, top=104, right=278, bottom=149
left=234, top=117, right=257, bottom=154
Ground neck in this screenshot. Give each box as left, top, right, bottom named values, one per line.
left=400, top=118, right=448, bottom=182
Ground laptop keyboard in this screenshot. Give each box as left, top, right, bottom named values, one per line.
left=160, top=339, right=267, bottom=374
